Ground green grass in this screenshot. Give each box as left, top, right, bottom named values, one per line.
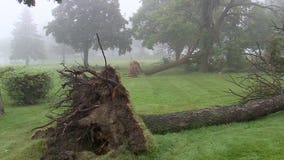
left=0, top=105, right=49, bottom=160
left=0, top=64, right=284, bottom=160
left=123, top=68, right=240, bottom=114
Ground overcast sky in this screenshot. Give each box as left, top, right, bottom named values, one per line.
left=0, top=0, right=141, bottom=39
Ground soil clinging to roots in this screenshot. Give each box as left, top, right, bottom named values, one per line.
left=38, top=66, right=152, bottom=160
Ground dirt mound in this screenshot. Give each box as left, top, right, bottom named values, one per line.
left=38, top=66, right=152, bottom=160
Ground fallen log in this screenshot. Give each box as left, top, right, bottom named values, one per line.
left=143, top=55, right=193, bottom=75
left=143, top=40, right=199, bottom=75
left=141, top=94, right=284, bottom=134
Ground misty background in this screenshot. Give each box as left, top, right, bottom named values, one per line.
left=0, top=0, right=153, bottom=65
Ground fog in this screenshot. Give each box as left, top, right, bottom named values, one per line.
left=0, top=0, right=282, bottom=68
left=0, top=0, right=142, bottom=65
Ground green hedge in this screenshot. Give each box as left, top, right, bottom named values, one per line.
left=4, top=71, right=51, bottom=105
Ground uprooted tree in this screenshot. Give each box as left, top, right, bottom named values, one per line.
left=36, top=66, right=153, bottom=160
left=128, top=60, right=143, bottom=77
left=143, top=41, right=199, bottom=75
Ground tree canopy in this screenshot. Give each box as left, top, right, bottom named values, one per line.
left=132, top=0, right=280, bottom=72
left=17, top=0, right=61, bottom=7
left=45, top=0, right=131, bottom=66
left=131, top=0, right=199, bottom=61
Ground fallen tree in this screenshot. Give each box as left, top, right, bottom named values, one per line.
left=143, top=41, right=199, bottom=75
left=141, top=94, right=284, bottom=134
left=37, top=66, right=153, bottom=160
left=143, top=55, right=194, bottom=75
left=128, top=60, right=143, bottom=77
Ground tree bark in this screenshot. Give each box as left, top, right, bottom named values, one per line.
left=143, top=42, right=199, bottom=75
left=83, top=47, right=89, bottom=67
left=141, top=95, right=284, bottom=134
left=199, top=0, right=215, bottom=72
left=143, top=55, right=194, bottom=75
left=175, top=52, right=181, bottom=61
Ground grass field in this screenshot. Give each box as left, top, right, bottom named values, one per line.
left=0, top=64, right=284, bottom=160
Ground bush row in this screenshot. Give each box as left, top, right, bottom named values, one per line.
left=0, top=67, right=52, bottom=105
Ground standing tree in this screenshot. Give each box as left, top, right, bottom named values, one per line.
left=45, top=0, right=132, bottom=67
left=132, top=0, right=279, bottom=72
left=50, top=43, right=75, bottom=65
left=131, top=0, right=199, bottom=61
left=11, top=9, right=45, bottom=65
left=196, top=0, right=278, bottom=71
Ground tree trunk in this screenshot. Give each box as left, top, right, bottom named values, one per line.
left=141, top=95, right=284, bottom=134
left=143, top=55, right=194, bottom=75
left=175, top=52, right=181, bottom=61
left=83, top=47, right=89, bottom=67
left=0, top=93, right=4, bottom=115
left=143, top=42, right=199, bottom=75
left=199, top=0, right=215, bottom=72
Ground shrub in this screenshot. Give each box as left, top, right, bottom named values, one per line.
left=4, top=71, right=51, bottom=105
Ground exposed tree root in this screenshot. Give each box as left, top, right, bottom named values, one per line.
left=128, top=60, right=142, bottom=77
left=38, top=66, right=152, bottom=160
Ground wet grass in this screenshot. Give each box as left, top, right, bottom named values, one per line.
left=0, top=65, right=283, bottom=160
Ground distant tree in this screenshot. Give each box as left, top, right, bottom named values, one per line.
left=11, top=9, right=45, bottom=65
left=132, top=0, right=199, bottom=61
left=17, top=0, right=61, bottom=7
left=45, top=0, right=132, bottom=67
left=51, top=43, right=75, bottom=64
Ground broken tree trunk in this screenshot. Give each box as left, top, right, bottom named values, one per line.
left=143, top=41, right=199, bottom=75
left=141, top=94, right=284, bottom=134
left=39, top=66, right=152, bottom=160
left=143, top=55, right=195, bottom=75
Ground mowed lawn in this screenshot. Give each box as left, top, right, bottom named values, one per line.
left=0, top=65, right=284, bottom=160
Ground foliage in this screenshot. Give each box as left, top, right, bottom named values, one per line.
left=46, top=0, right=132, bottom=66
left=49, top=43, right=75, bottom=64
left=132, top=0, right=279, bottom=71
left=17, top=0, right=61, bottom=6
left=11, top=9, right=45, bottom=65
left=228, top=31, right=284, bottom=103
left=131, top=0, right=199, bottom=60
left=4, top=71, right=51, bottom=105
